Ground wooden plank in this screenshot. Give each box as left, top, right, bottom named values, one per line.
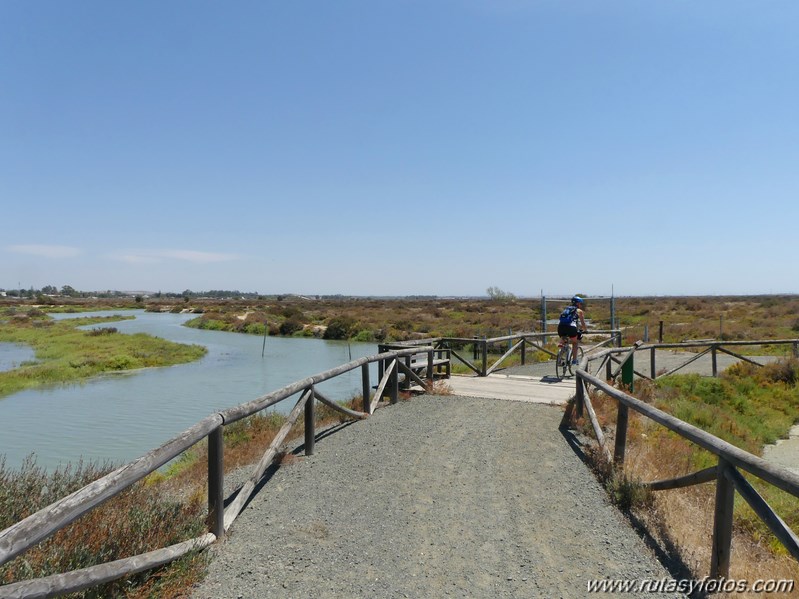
left=0, top=533, right=216, bottom=599
left=716, top=346, right=766, bottom=368
left=582, top=382, right=611, bottom=462
left=370, top=360, right=396, bottom=414
left=485, top=340, right=524, bottom=376
left=223, top=390, right=309, bottom=530
left=396, top=360, right=428, bottom=389
left=313, top=388, right=368, bottom=420
left=725, top=465, right=799, bottom=562
left=608, top=341, right=642, bottom=380
left=656, top=347, right=712, bottom=378
left=637, top=339, right=799, bottom=351
left=220, top=347, right=434, bottom=424
left=580, top=371, right=799, bottom=498
left=645, top=466, right=718, bottom=491
left=524, top=339, right=557, bottom=359
left=449, top=349, right=481, bottom=375
left=0, top=414, right=222, bottom=567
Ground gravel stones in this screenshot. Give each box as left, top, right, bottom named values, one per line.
left=192, top=396, right=685, bottom=598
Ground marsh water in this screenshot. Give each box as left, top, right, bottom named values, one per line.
left=0, top=311, right=377, bottom=470
left=0, top=342, right=35, bottom=372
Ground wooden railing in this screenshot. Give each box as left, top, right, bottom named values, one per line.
left=572, top=340, right=799, bottom=579
left=382, top=329, right=621, bottom=377
left=0, top=346, right=449, bottom=598
left=621, top=339, right=799, bottom=380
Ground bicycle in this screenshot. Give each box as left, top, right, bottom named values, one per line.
left=555, top=331, right=585, bottom=379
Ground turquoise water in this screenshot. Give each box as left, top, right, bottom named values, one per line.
left=0, top=311, right=377, bottom=470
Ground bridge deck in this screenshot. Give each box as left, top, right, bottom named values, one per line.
left=447, top=372, right=575, bottom=405
left=193, top=395, right=681, bottom=598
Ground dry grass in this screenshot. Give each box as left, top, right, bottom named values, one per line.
left=0, top=456, right=208, bottom=597
left=572, top=376, right=799, bottom=597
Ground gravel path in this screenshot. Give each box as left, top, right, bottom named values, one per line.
left=192, top=396, right=685, bottom=598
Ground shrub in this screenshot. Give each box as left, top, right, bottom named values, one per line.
left=323, top=316, right=355, bottom=340
left=87, top=327, right=118, bottom=336
left=279, top=319, right=303, bottom=336
left=0, top=455, right=206, bottom=595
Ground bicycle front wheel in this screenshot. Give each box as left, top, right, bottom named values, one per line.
left=572, top=346, right=585, bottom=372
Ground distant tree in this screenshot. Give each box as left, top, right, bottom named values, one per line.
left=486, top=286, right=516, bottom=301
left=135, top=295, right=144, bottom=304
left=61, top=285, right=77, bottom=297
left=41, top=285, right=58, bottom=295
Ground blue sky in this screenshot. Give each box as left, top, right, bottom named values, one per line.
left=2, top=1, right=797, bottom=297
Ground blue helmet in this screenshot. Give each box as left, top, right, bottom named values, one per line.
left=571, top=296, right=584, bottom=306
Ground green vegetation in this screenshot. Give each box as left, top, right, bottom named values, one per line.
left=653, top=360, right=799, bottom=465
left=0, top=309, right=207, bottom=399
left=637, top=359, right=799, bottom=555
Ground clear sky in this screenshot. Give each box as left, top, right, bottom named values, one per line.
left=2, top=1, right=797, bottom=297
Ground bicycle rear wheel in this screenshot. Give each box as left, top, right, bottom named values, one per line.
left=555, top=345, right=569, bottom=379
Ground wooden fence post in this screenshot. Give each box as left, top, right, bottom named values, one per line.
left=403, top=355, right=412, bottom=391
left=427, top=350, right=434, bottom=387
left=710, top=459, right=734, bottom=579
left=207, top=425, right=224, bottom=539
left=390, top=361, right=399, bottom=404
left=304, top=386, right=315, bottom=456
left=614, top=404, right=629, bottom=466
left=362, top=363, right=370, bottom=412
left=712, top=346, right=718, bottom=377
left=650, top=347, right=656, bottom=379
left=575, top=375, right=585, bottom=418
left=481, top=338, right=487, bottom=377
left=521, top=336, right=526, bottom=365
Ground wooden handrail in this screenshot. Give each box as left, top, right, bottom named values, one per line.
left=0, top=414, right=223, bottom=566
left=578, top=369, right=799, bottom=496
left=0, top=345, right=450, bottom=596
left=575, top=341, right=799, bottom=579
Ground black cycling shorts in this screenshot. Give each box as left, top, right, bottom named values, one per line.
left=558, top=323, right=579, bottom=339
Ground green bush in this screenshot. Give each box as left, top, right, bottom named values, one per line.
left=323, top=316, right=355, bottom=340
left=279, top=319, right=303, bottom=336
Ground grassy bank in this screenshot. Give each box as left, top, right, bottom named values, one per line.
left=0, top=308, right=207, bottom=399
left=579, top=359, right=799, bottom=592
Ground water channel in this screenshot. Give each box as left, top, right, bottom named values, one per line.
left=0, top=311, right=378, bottom=470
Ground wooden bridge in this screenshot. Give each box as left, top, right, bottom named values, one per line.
left=2, top=332, right=799, bottom=597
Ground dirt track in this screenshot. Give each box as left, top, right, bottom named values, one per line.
left=192, top=397, right=686, bottom=598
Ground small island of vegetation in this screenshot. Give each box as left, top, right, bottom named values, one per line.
left=0, top=307, right=207, bottom=399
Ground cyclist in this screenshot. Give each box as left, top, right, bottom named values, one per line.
left=558, top=296, right=587, bottom=365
